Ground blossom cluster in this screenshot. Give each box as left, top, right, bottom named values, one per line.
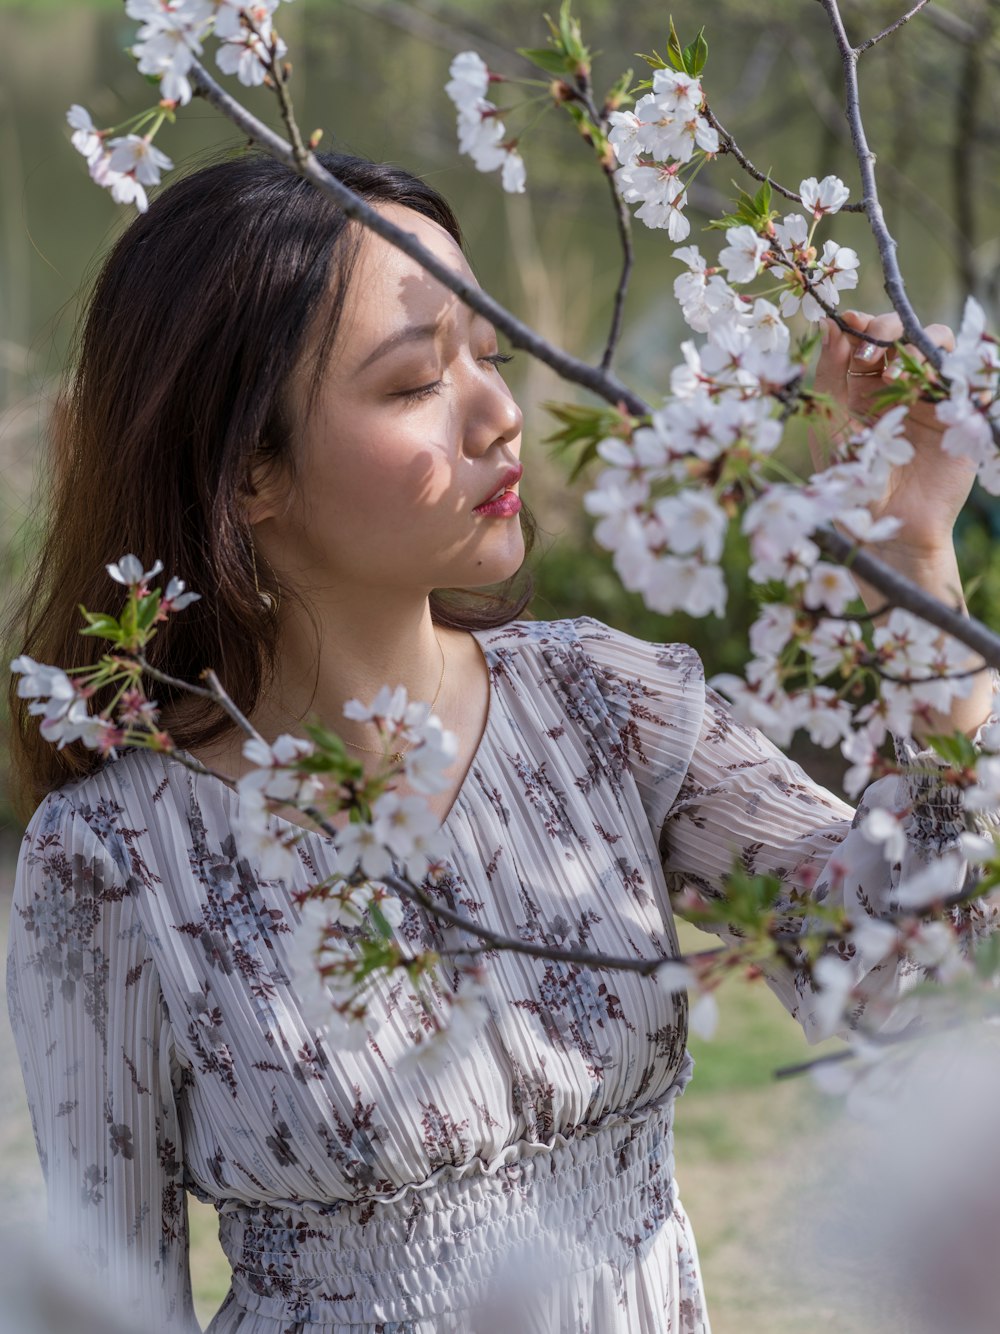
left=67, top=0, right=293, bottom=211
left=444, top=52, right=526, bottom=194
left=10, top=553, right=198, bottom=752
left=235, top=692, right=494, bottom=1060
left=583, top=180, right=855, bottom=626
left=936, top=295, right=1000, bottom=494
left=607, top=67, right=719, bottom=241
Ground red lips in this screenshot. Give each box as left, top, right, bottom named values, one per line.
left=475, top=463, right=523, bottom=509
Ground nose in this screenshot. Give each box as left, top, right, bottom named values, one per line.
left=464, top=361, right=523, bottom=458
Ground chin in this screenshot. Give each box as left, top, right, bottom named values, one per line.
left=451, top=537, right=526, bottom=590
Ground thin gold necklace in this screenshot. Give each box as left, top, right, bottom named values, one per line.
left=342, top=631, right=446, bottom=765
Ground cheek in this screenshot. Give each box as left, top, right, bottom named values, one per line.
left=300, top=423, right=459, bottom=521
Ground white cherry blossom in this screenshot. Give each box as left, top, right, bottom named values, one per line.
left=501, top=151, right=526, bottom=194
left=644, top=556, right=726, bottom=618
left=615, top=163, right=689, bottom=238
left=445, top=51, right=490, bottom=111
left=810, top=953, right=856, bottom=1041
left=803, top=562, right=858, bottom=615
left=607, top=109, right=642, bottom=167
left=841, top=728, right=878, bottom=798
left=107, top=136, right=174, bottom=186
left=11, top=655, right=76, bottom=703
left=652, top=489, right=728, bottom=561
left=161, top=575, right=201, bottom=612
left=232, top=783, right=303, bottom=881
left=799, top=174, right=850, bottom=218
left=67, top=105, right=102, bottom=162
left=808, top=618, right=863, bottom=677
left=688, top=991, right=719, bottom=1040
left=749, top=603, right=797, bottom=659
left=717, top=224, right=770, bottom=284
left=798, top=688, right=853, bottom=747
left=861, top=808, right=906, bottom=865
left=106, top=555, right=164, bottom=586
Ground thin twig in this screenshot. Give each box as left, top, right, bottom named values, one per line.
left=127, top=655, right=215, bottom=699
left=815, top=0, right=943, bottom=369
left=702, top=103, right=866, bottom=212
left=867, top=660, right=990, bottom=686
left=817, top=0, right=1000, bottom=452
left=188, top=59, right=647, bottom=416
left=561, top=72, right=634, bottom=372
left=386, top=872, right=723, bottom=977
left=263, top=26, right=309, bottom=167
left=856, top=0, right=931, bottom=56
left=202, top=668, right=268, bottom=744
left=600, top=164, right=633, bottom=371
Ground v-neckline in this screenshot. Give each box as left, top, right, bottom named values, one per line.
left=161, top=627, right=497, bottom=846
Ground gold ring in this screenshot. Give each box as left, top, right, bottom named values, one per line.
left=846, top=368, right=884, bottom=377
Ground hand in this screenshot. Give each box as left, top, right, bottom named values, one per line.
left=810, top=309, right=976, bottom=557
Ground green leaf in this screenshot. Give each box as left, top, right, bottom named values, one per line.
left=973, top=931, right=1000, bottom=981
left=682, top=28, right=708, bottom=77
left=635, top=48, right=668, bottom=73
left=667, top=16, right=686, bottom=70
left=925, top=730, right=979, bottom=769
left=78, top=605, right=123, bottom=642
left=604, top=67, right=634, bottom=110
left=752, top=178, right=772, bottom=214
left=542, top=401, right=639, bottom=484
left=136, top=590, right=162, bottom=633
left=518, top=45, right=570, bottom=77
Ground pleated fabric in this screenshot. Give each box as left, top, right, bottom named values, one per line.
left=7, top=615, right=991, bottom=1332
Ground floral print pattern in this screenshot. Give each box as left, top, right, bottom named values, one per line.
left=7, top=615, right=996, bottom=1332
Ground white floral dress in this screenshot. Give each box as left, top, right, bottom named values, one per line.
left=7, top=616, right=995, bottom=1334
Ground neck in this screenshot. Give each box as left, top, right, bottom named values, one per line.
left=252, top=585, right=446, bottom=741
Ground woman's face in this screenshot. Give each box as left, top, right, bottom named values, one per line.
left=254, top=203, right=525, bottom=598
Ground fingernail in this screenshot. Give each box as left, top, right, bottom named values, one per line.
left=821, top=319, right=831, bottom=346
left=856, top=343, right=878, bottom=362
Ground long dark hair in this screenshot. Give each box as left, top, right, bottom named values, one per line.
left=5, top=151, right=536, bottom=821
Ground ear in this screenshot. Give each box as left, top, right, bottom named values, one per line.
left=241, top=454, right=288, bottom=526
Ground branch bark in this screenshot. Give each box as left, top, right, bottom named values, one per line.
left=855, top=1, right=931, bottom=56
left=189, top=59, right=647, bottom=415
left=815, top=0, right=944, bottom=368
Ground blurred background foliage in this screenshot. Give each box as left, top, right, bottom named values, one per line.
left=0, top=0, right=998, bottom=836
left=1, top=6, right=997, bottom=1329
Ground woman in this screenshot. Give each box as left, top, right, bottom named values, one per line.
left=5, top=151, right=996, bottom=1333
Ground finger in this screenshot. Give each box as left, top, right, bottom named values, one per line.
left=900, top=322, right=955, bottom=366
left=812, top=312, right=875, bottom=469
left=814, top=309, right=871, bottom=397
left=848, top=311, right=902, bottom=374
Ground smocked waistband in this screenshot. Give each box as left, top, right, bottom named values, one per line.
left=217, top=1079, right=689, bottom=1327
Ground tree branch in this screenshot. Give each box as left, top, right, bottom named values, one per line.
left=188, top=48, right=1000, bottom=678
left=702, top=103, right=866, bottom=212
left=188, top=59, right=648, bottom=416
left=815, top=526, right=1000, bottom=668
left=560, top=70, right=635, bottom=372
left=815, top=0, right=946, bottom=370
left=599, top=165, right=634, bottom=372
left=856, top=1, right=931, bottom=57
left=385, top=872, right=725, bottom=978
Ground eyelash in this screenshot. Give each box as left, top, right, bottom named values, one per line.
left=397, top=353, right=515, bottom=404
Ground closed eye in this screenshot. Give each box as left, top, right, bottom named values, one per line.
left=396, top=353, right=514, bottom=404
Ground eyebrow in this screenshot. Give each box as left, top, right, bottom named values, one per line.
left=356, top=322, right=442, bottom=372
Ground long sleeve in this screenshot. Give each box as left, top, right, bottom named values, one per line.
left=5, top=789, right=197, bottom=1330
left=576, top=616, right=1000, bottom=1043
